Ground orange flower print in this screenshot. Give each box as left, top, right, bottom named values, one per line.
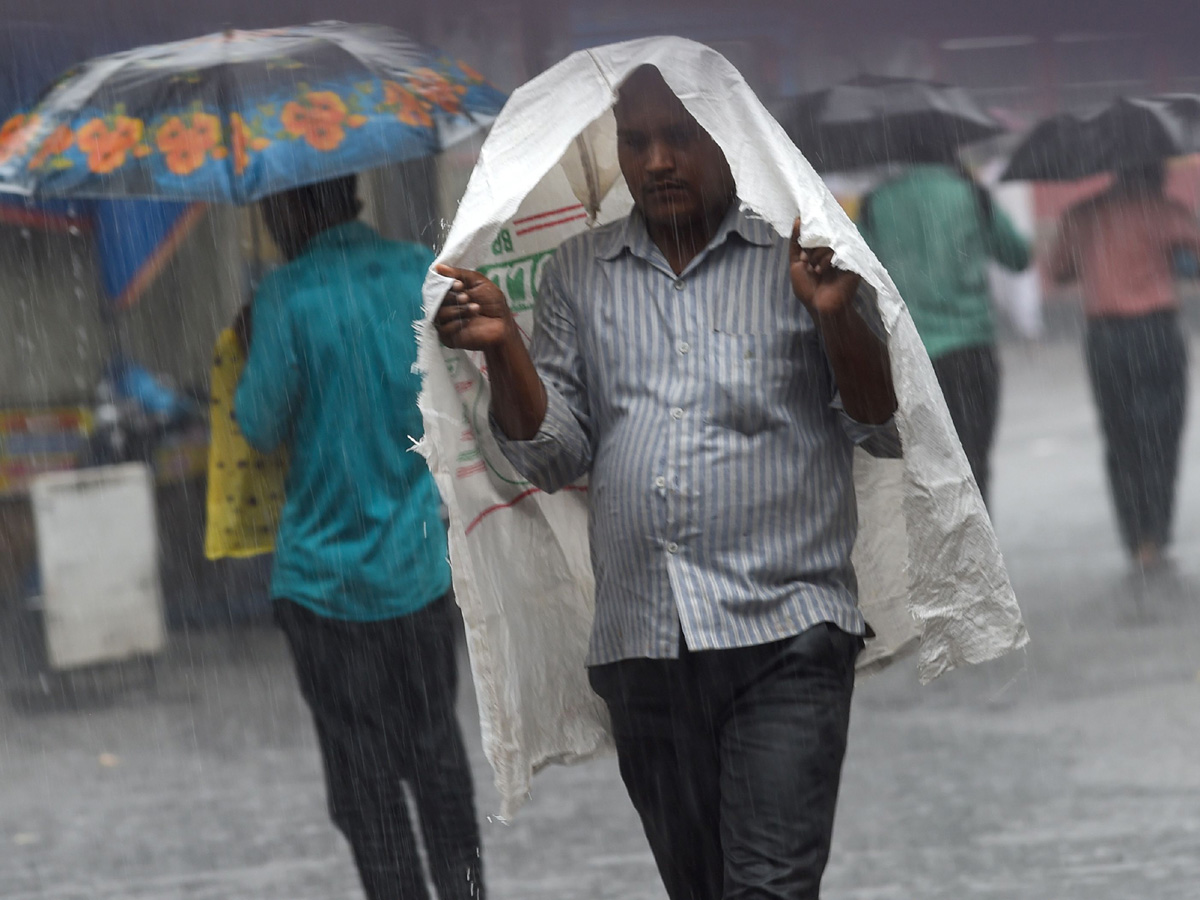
left=457, top=61, right=486, bottom=85
left=156, top=116, right=190, bottom=153
left=29, top=123, right=73, bottom=169
left=89, top=135, right=130, bottom=173
left=280, top=102, right=308, bottom=135
left=281, top=90, right=350, bottom=151
left=189, top=112, right=221, bottom=150
left=156, top=112, right=222, bottom=176
left=168, top=143, right=209, bottom=175
left=77, top=115, right=143, bottom=174
left=383, top=80, right=432, bottom=128
left=407, top=68, right=466, bottom=114
left=0, top=114, right=32, bottom=165
left=383, top=81, right=404, bottom=105
left=305, top=91, right=346, bottom=124
left=306, top=120, right=345, bottom=152
left=230, top=113, right=270, bottom=175
left=0, top=113, right=26, bottom=157
left=112, top=115, right=144, bottom=148
left=76, top=119, right=108, bottom=153
left=0, top=114, right=26, bottom=141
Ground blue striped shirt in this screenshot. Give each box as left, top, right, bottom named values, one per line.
left=493, top=203, right=901, bottom=665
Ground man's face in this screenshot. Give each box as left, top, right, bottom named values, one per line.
left=615, top=68, right=736, bottom=232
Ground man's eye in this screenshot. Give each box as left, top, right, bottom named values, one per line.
left=666, top=128, right=696, bottom=149
left=619, top=134, right=648, bottom=151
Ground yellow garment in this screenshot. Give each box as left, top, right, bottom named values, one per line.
left=204, top=327, right=287, bottom=560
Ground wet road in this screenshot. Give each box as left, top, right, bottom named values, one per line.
left=3, top=336, right=1199, bottom=900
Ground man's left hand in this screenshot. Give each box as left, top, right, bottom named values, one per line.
left=788, top=217, right=861, bottom=318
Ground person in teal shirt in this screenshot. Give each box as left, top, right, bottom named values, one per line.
left=859, top=156, right=1030, bottom=506
left=235, top=176, right=484, bottom=900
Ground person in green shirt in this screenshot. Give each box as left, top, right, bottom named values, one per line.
left=859, top=152, right=1030, bottom=507
left=235, top=176, right=484, bottom=900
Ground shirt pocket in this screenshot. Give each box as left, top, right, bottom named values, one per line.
left=704, top=330, right=824, bottom=436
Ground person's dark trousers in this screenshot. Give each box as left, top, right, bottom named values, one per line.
left=1084, top=310, right=1188, bottom=555
left=588, top=623, right=861, bottom=900
left=274, top=594, right=484, bottom=900
left=931, top=343, right=1001, bottom=507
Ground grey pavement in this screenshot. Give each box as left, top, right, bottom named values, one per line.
left=3, top=336, right=1200, bottom=899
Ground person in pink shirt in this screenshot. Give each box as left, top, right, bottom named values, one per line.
left=1051, top=162, right=1200, bottom=571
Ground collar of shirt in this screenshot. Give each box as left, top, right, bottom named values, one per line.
left=594, top=201, right=778, bottom=277
left=300, top=220, right=377, bottom=257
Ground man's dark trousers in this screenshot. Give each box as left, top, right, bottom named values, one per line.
left=589, top=622, right=861, bottom=900
left=275, top=594, right=483, bottom=900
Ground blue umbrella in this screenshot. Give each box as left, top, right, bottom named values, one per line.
left=0, top=21, right=507, bottom=203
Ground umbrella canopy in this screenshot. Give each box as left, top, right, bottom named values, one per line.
left=782, top=75, right=1004, bottom=172
left=1001, top=93, right=1200, bottom=182
left=0, top=21, right=507, bottom=203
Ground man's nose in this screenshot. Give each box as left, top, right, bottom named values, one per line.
left=645, top=139, right=674, bottom=174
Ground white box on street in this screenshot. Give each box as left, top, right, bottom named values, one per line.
left=31, top=463, right=166, bottom=671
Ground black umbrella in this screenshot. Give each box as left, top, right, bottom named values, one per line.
left=1001, top=93, right=1200, bottom=182
left=782, top=74, right=1004, bottom=172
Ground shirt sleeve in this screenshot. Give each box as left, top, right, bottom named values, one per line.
left=983, top=204, right=1031, bottom=272
left=1048, top=205, right=1087, bottom=283
left=491, top=256, right=595, bottom=491
left=830, top=282, right=903, bottom=459
left=1162, top=201, right=1200, bottom=254
left=234, top=275, right=303, bottom=454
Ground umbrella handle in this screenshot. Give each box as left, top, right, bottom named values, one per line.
left=250, top=205, right=265, bottom=290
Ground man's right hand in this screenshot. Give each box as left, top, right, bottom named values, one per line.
left=432, top=263, right=548, bottom=441
left=434, top=264, right=515, bottom=349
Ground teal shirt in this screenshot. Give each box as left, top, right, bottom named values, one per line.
left=235, top=222, right=450, bottom=621
left=859, top=165, right=1030, bottom=361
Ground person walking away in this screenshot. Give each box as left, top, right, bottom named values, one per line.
left=1049, top=162, right=1200, bottom=573
left=435, top=65, right=900, bottom=900
left=859, top=148, right=1030, bottom=507
left=235, top=176, right=484, bottom=899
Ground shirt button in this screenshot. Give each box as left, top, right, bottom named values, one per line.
left=678, top=341, right=690, bottom=355
left=674, top=279, right=685, bottom=291
left=670, top=407, right=683, bottom=420
left=666, top=542, right=679, bottom=554
left=654, top=476, right=666, bottom=489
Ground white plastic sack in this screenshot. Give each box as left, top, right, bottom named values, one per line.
left=417, top=37, right=1029, bottom=818
left=982, top=157, right=1045, bottom=341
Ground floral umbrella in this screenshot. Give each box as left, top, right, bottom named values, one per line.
left=0, top=21, right=507, bottom=204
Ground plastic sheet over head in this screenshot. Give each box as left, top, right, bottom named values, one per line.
left=416, top=36, right=1028, bottom=818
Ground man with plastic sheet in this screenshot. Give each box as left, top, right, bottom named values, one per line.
left=235, top=176, right=484, bottom=900
left=419, top=37, right=1027, bottom=900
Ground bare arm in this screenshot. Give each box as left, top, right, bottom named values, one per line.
left=790, top=219, right=896, bottom=425
left=434, top=264, right=547, bottom=440
left=1163, top=201, right=1200, bottom=258
left=1048, top=215, right=1080, bottom=285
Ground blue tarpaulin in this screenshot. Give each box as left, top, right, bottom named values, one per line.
left=0, top=190, right=201, bottom=310
left=90, top=199, right=201, bottom=308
